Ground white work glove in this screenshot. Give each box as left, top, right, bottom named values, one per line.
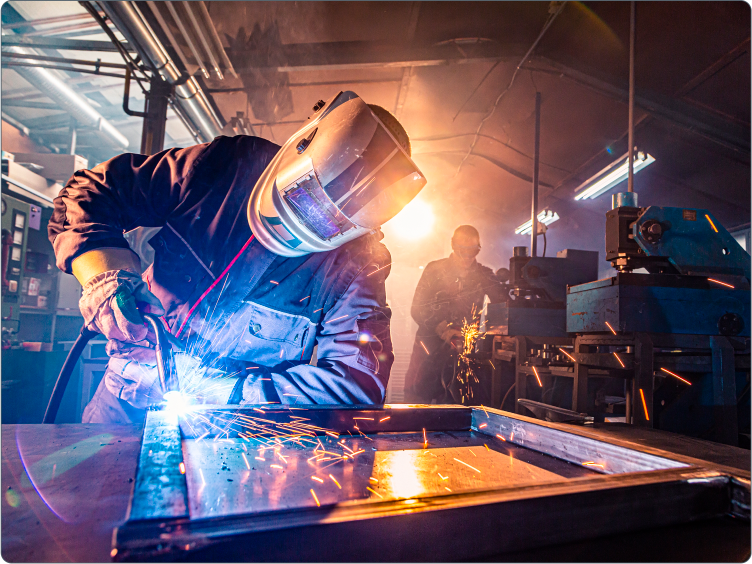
left=79, top=270, right=165, bottom=343
left=435, top=320, right=462, bottom=345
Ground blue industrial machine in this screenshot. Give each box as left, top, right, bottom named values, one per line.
left=564, top=192, right=750, bottom=446
left=481, top=247, right=599, bottom=338
left=568, top=193, right=750, bottom=336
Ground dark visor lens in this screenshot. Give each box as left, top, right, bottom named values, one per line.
left=284, top=174, right=355, bottom=241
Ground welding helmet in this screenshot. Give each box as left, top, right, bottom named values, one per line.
left=248, top=91, right=427, bottom=257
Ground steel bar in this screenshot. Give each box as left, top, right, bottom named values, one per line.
left=1, top=51, right=128, bottom=69
left=0, top=35, right=132, bottom=52
left=627, top=1, right=636, bottom=193
left=1, top=61, right=126, bottom=79
left=14, top=21, right=102, bottom=37
left=530, top=92, right=541, bottom=256
left=2, top=12, right=95, bottom=30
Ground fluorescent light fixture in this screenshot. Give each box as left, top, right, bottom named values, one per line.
left=574, top=151, right=655, bottom=201
left=515, top=210, right=560, bottom=235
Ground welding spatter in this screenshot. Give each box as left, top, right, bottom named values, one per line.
left=142, top=313, right=182, bottom=395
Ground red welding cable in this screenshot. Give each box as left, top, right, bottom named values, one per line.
left=175, top=235, right=255, bottom=337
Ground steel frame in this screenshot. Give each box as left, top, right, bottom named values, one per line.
left=113, top=405, right=750, bottom=561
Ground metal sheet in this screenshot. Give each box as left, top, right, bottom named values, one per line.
left=182, top=430, right=595, bottom=519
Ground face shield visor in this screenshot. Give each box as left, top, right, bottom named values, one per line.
left=248, top=92, right=427, bottom=257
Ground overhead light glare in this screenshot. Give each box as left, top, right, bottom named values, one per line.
left=574, top=151, right=655, bottom=201
left=515, top=210, right=560, bottom=235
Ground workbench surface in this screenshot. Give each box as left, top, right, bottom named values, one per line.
left=2, top=421, right=749, bottom=562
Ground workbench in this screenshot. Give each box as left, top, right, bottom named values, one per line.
left=2, top=417, right=750, bottom=562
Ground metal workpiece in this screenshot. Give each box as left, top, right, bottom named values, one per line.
left=1, top=46, right=129, bottom=150
left=100, top=1, right=224, bottom=142
left=113, top=405, right=750, bottom=561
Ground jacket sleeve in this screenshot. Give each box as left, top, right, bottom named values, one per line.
left=410, top=262, right=441, bottom=328
left=242, top=256, right=394, bottom=405
left=48, top=144, right=210, bottom=273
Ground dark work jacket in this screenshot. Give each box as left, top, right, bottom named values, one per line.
left=49, top=135, right=394, bottom=405
left=410, top=254, right=502, bottom=336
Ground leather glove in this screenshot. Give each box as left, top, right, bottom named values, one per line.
left=435, top=320, right=462, bottom=345
left=79, top=270, right=165, bottom=343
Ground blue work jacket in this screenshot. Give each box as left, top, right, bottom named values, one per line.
left=49, top=136, right=394, bottom=406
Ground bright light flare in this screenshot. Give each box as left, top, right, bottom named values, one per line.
left=383, top=199, right=434, bottom=240
left=163, top=391, right=191, bottom=415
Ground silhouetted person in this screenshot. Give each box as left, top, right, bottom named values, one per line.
left=403, top=225, right=503, bottom=403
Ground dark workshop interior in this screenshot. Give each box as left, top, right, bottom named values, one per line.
left=1, top=1, right=750, bottom=562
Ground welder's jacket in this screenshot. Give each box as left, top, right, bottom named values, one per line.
left=49, top=136, right=394, bottom=408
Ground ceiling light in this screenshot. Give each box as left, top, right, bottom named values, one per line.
left=574, top=151, right=655, bottom=201
left=515, top=210, right=560, bottom=235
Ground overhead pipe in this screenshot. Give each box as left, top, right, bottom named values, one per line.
left=2, top=45, right=129, bottom=150
left=99, top=1, right=223, bottom=142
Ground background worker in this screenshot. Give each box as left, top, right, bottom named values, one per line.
left=48, top=92, right=426, bottom=423
left=403, top=225, right=504, bottom=404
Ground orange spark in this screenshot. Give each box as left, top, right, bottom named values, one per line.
left=329, top=475, right=341, bottom=489
left=605, top=321, right=617, bottom=335
left=453, top=458, right=481, bottom=473
left=496, top=434, right=506, bottom=442
left=532, top=366, right=542, bottom=387
left=299, top=295, right=311, bottom=302
left=559, top=347, right=576, bottom=362
left=253, top=408, right=265, bottom=413
left=379, top=416, right=391, bottom=422
left=639, top=388, right=649, bottom=421
left=369, top=477, right=379, bottom=483
left=310, top=489, right=320, bottom=507
left=583, top=461, right=605, bottom=468
left=241, top=453, right=251, bottom=469
left=311, top=476, right=324, bottom=483
left=484, top=444, right=489, bottom=451
left=255, top=456, right=265, bottom=462
left=445, top=487, right=452, bottom=492
left=325, top=431, right=339, bottom=438
left=270, top=464, right=283, bottom=470
left=481, top=405, right=489, bottom=418
left=179, top=462, right=186, bottom=474
left=660, top=367, right=691, bottom=385
left=479, top=423, right=487, bottom=429
left=423, top=428, right=427, bottom=447
left=367, top=262, right=392, bottom=276
left=613, top=352, right=625, bottom=368
left=708, top=278, right=734, bottom=289
left=269, top=280, right=279, bottom=285
left=419, top=341, right=430, bottom=355
left=366, top=487, right=383, bottom=498
left=705, top=214, right=718, bottom=233
left=353, top=417, right=374, bottom=420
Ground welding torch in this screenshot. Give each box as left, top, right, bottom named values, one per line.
left=142, top=313, right=183, bottom=395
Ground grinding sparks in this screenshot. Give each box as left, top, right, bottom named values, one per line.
left=179, top=462, right=186, bottom=474
left=330, top=475, right=341, bottom=489
left=559, top=347, right=576, bottom=362
left=269, top=280, right=279, bottom=285
left=423, top=428, right=427, bottom=447
left=496, top=434, right=506, bottom=442
left=311, top=476, right=324, bottom=483
left=369, top=477, right=379, bottom=483
left=484, top=444, right=489, bottom=451
left=325, top=314, right=349, bottom=324
left=708, top=278, right=734, bottom=289
left=532, top=366, right=542, bottom=387
left=353, top=417, right=374, bottom=420
left=639, top=388, right=649, bottom=421
left=255, top=456, right=265, bottom=462
left=325, top=431, right=339, bottom=438
left=299, top=295, right=310, bottom=302
left=242, top=453, right=251, bottom=469
left=705, top=214, right=719, bottom=233
left=478, top=423, right=487, bottom=429
left=310, top=489, right=320, bottom=507
left=419, top=341, right=430, bottom=355
left=438, top=472, right=448, bottom=480
left=453, top=458, right=480, bottom=473
left=366, top=487, right=383, bottom=498
left=605, top=321, right=617, bottom=335
left=613, top=352, right=625, bottom=368
left=379, top=416, right=390, bottom=422
left=445, top=487, right=452, bottom=492
left=270, top=464, right=283, bottom=469
left=660, top=367, right=692, bottom=385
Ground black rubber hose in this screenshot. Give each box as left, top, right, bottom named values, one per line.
left=43, top=325, right=98, bottom=424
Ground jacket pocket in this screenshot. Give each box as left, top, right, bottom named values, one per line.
left=231, top=302, right=316, bottom=365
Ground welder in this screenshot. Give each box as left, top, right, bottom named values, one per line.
left=403, top=225, right=504, bottom=404
left=48, top=92, right=426, bottom=423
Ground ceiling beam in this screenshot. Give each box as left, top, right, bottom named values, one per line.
left=0, top=35, right=133, bottom=52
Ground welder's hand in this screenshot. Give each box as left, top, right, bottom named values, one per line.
left=79, top=270, right=165, bottom=343
left=435, top=320, right=462, bottom=345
